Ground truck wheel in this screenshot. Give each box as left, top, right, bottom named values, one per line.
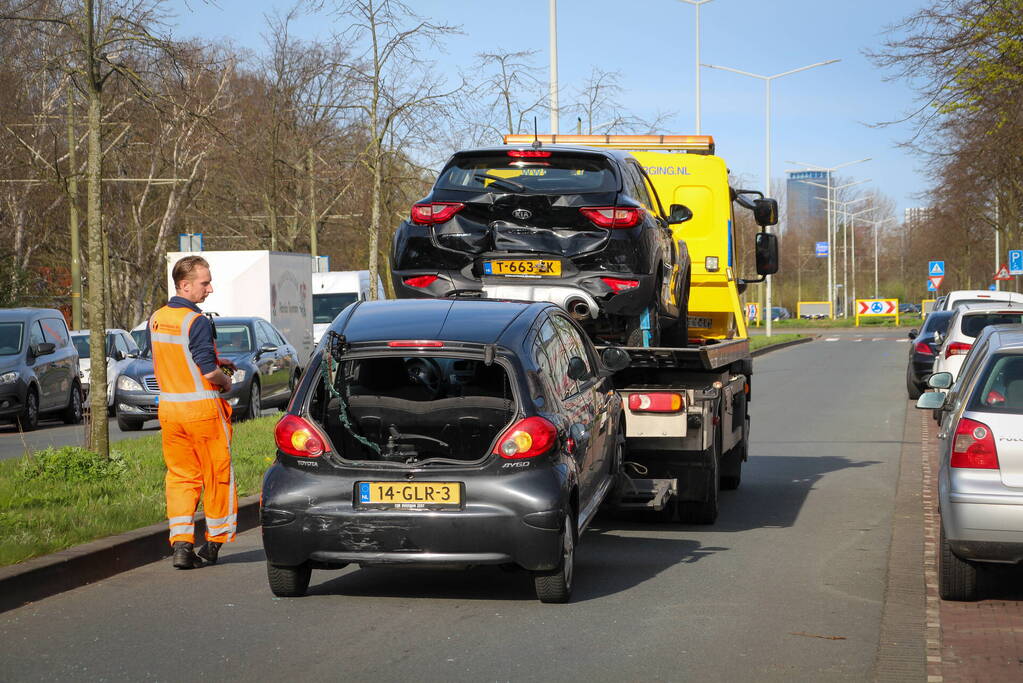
left=680, top=435, right=720, bottom=525
left=533, top=510, right=575, bottom=604
left=939, top=526, right=978, bottom=601
left=720, top=415, right=749, bottom=491
left=267, top=561, right=312, bottom=598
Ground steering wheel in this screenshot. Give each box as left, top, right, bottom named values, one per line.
left=405, top=358, right=444, bottom=398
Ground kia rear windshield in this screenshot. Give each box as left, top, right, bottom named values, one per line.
left=961, top=313, right=1023, bottom=338
left=969, top=353, right=1023, bottom=414
left=435, top=152, right=617, bottom=194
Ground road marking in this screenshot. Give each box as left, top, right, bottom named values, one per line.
left=825, top=337, right=840, bottom=342
left=852, top=338, right=864, bottom=342
left=895, top=338, right=909, bottom=343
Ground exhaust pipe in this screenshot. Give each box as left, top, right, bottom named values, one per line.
left=566, top=298, right=591, bottom=320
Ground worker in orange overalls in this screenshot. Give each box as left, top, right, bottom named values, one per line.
left=149, top=255, right=237, bottom=569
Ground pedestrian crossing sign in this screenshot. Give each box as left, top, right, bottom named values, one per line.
left=928, top=261, right=944, bottom=276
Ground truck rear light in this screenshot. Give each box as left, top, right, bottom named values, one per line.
left=410, top=202, right=464, bottom=225
left=507, top=149, right=551, bottom=158
left=914, top=342, right=934, bottom=356
left=579, top=206, right=643, bottom=229
left=403, top=274, right=439, bottom=288
left=387, top=340, right=445, bottom=347
left=275, top=414, right=328, bottom=458
left=951, top=417, right=999, bottom=469
left=493, top=416, right=557, bottom=459
left=945, top=341, right=972, bottom=358
left=600, top=277, right=640, bottom=293
left=628, top=392, right=684, bottom=413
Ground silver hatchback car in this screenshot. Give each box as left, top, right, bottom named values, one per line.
left=917, top=324, right=1023, bottom=600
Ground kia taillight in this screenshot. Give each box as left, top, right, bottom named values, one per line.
left=410, top=202, right=464, bottom=225
left=403, top=274, right=438, bottom=288
left=914, top=342, right=934, bottom=356
left=579, top=206, right=643, bottom=229
left=945, top=342, right=972, bottom=359
left=628, top=392, right=684, bottom=413
left=493, top=416, right=557, bottom=459
left=275, top=414, right=328, bottom=458
left=601, top=277, right=640, bottom=293
left=951, top=417, right=999, bottom=469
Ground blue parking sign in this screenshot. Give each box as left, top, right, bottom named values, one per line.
left=1009, top=250, right=1023, bottom=276
left=815, top=242, right=828, bottom=257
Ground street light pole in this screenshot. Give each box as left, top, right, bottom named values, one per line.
left=861, top=216, right=896, bottom=298
left=790, top=158, right=871, bottom=317
left=679, top=0, right=715, bottom=134
left=549, top=0, right=559, bottom=134
left=703, top=58, right=839, bottom=335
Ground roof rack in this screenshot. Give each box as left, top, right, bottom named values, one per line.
left=503, top=134, right=715, bottom=155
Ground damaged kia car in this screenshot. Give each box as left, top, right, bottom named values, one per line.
left=390, top=145, right=693, bottom=346
left=260, top=298, right=629, bottom=603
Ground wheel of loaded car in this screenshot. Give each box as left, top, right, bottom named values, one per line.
left=625, top=308, right=661, bottom=347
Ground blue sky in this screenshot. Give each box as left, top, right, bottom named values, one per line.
left=169, top=0, right=930, bottom=217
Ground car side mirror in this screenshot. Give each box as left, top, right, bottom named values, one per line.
left=907, top=329, right=918, bottom=340
left=753, top=198, right=779, bottom=227
left=567, top=356, right=591, bottom=381
left=257, top=343, right=279, bottom=358
left=755, top=232, right=779, bottom=276
left=30, top=342, right=56, bottom=357
left=600, top=346, right=631, bottom=372
left=927, top=372, right=953, bottom=389
left=667, top=204, right=693, bottom=225
left=113, top=349, right=126, bottom=361
left=916, top=391, right=946, bottom=410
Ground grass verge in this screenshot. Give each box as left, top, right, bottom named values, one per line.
left=0, top=416, right=277, bottom=568
left=750, top=314, right=923, bottom=329
left=749, top=333, right=804, bottom=351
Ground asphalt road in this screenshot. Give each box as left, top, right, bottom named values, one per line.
left=0, top=413, right=159, bottom=461
left=0, top=331, right=911, bottom=681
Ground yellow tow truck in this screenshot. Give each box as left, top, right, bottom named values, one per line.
left=505, top=134, right=779, bottom=523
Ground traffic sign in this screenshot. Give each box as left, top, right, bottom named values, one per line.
left=745, top=303, right=758, bottom=321
left=927, top=279, right=937, bottom=292
left=1009, top=250, right=1023, bottom=275
left=815, top=241, right=829, bottom=257
left=928, top=261, right=945, bottom=276
left=927, top=275, right=944, bottom=291
left=855, top=298, right=899, bottom=327
left=995, top=264, right=1012, bottom=281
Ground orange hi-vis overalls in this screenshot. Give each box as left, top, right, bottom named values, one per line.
left=150, top=305, right=237, bottom=546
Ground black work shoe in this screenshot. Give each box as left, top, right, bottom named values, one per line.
left=196, top=541, right=222, bottom=566
left=172, top=541, right=197, bottom=570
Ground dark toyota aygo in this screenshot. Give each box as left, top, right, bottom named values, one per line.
left=260, top=298, right=629, bottom=603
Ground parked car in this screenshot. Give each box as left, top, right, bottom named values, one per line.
left=390, top=145, right=692, bottom=346
left=70, top=328, right=139, bottom=415
left=906, top=310, right=955, bottom=399
left=261, top=298, right=628, bottom=603
left=0, top=308, right=82, bottom=430
left=916, top=325, right=1023, bottom=600
left=931, top=303, right=1023, bottom=388
left=899, top=302, right=922, bottom=315
left=129, top=321, right=148, bottom=353
left=114, top=316, right=301, bottom=430
left=769, top=306, right=791, bottom=321
left=935, top=289, right=1023, bottom=312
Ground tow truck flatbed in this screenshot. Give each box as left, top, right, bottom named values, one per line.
left=596, top=337, right=750, bottom=371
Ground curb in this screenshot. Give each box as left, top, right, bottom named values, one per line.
left=0, top=493, right=261, bottom=613
left=750, top=335, right=815, bottom=357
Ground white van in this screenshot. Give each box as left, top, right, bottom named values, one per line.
left=937, top=290, right=1023, bottom=312
left=313, top=271, right=385, bottom=344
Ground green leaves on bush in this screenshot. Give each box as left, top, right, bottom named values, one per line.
left=17, top=447, right=128, bottom=483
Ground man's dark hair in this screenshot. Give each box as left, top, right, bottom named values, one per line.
left=172, top=255, right=210, bottom=290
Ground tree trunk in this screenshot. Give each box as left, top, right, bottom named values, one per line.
left=367, top=149, right=382, bottom=301
left=86, top=87, right=109, bottom=457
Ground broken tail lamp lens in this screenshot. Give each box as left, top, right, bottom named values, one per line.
left=410, top=202, right=465, bottom=225
left=494, top=416, right=557, bottom=459
left=275, top=414, right=327, bottom=457
left=579, top=207, right=643, bottom=229
left=628, top=392, right=684, bottom=413
left=600, top=277, right=640, bottom=294
left=403, top=274, right=439, bottom=288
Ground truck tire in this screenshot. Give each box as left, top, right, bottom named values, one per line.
left=939, top=526, right=978, bottom=601
left=533, top=510, right=575, bottom=604
left=680, top=431, right=720, bottom=525
left=267, top=561, right=312, bottom=597
left=720, top=415, right=749, bottom=491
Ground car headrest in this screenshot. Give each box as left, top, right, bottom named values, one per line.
left=352, top=357, right=409, bottom=392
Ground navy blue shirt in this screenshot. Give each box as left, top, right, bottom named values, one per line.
left=149, top=296, right=218, bottom=375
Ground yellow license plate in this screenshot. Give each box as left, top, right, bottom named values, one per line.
left=484, top=259, right=561, bottom=276
left=356, top=481, right=462, bottom=509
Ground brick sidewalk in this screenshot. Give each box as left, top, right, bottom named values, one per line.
left=920, top=409, right=1023, bottom=682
